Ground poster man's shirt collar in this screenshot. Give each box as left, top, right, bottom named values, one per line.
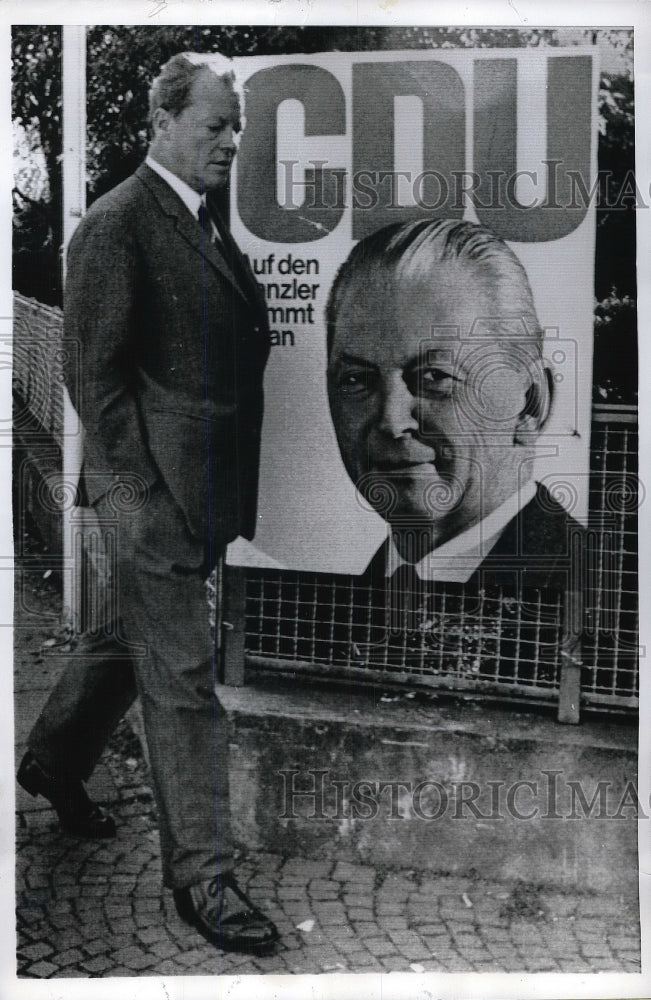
left=385, top=479, right=538, bottom=583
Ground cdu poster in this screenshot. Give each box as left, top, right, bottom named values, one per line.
left=225, top=48, right=599, bottom=574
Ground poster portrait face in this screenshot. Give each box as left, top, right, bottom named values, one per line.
left=326, top=219, right=552, bottom=554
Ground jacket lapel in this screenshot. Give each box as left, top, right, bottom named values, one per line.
left=476, top=483, right=577, bottom=590
left=135, top=163, right=254, bottom=309
left=208, top=202, right=269, bottom=321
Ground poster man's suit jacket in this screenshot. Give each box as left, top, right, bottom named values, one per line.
left=363, top=484, right=584, bottom=593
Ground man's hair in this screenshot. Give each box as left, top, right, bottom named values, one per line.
left=148, top=52, right=235, bottom=125
left=325, top=218, right=544, bottom=358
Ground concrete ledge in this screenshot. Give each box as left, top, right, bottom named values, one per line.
left=221, top=677, right=638, bottom=894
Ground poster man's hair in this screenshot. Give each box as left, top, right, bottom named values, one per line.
left=325, top=218, right=544, bottom=358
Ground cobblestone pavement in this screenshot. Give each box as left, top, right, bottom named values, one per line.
left=14, top=561, right=641, bottom=977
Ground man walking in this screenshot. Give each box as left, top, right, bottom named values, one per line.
left=17, top=52, right=278, bottom=954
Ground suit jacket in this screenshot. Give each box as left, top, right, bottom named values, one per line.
left=64, top=163, right=270, bottom=546
left=348, top=484, right=585, bottom=679
left=363, top=483, right=584, bottom=594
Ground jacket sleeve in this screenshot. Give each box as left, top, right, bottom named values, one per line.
left=64, top=206, right=160, bottom=497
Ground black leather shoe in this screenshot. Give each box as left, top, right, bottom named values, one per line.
left=173, top=873, right=280, bottom=955
left=17, top=750, right=116, bottom=839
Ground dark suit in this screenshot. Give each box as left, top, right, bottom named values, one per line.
left=364, top=483, right=584, bottom=592
left=354, top=483, right=585, bottom=682
left=28, top=164, right=270, bottom=889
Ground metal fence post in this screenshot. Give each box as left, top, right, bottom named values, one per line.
left=61, top=25, right=87, bottom=632
left=221, top=564, right=247, bottom=686
left=558, top=588, right=582, bottom=724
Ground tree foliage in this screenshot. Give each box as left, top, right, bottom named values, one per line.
left=12, top=26, right=62, bottom=304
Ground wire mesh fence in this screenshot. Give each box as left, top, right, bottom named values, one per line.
left=581, top=409, right=639, bottom=708
left=244, top=571, right=567, bottom=699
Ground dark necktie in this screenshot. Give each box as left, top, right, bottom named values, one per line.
left=197, top=202, right=218, bottom=244
left=197, top=201, right=256, bottom=295
left=387, top=562, right=428, bottom=639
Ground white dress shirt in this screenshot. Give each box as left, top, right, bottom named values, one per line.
left=146, top=155, right=221, bottom=243
left=385, top=479, right=538, bottom=582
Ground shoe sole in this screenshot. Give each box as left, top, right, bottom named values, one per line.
left=17, top=764, right=117, bottom=839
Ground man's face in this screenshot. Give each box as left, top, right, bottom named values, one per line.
left=159, top=70, right=241, bottom=192
left=327, top=261, right=537, bottom=545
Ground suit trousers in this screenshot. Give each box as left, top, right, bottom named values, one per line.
left=27, top=480, right=235, bottom=889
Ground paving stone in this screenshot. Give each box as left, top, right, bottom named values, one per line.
left=416, top=959, right=450, bottom=972
left=559, top=958, right=594, bottom=973
left=376, top=901, right=406, bottom=915
left=526, top=958, right=561, bottom=972
left=343, top=893, right=375, bottom=908
left=56, top=947, right=86, bottom=966
left=82, top=937, right=110, bottom=957
left=609, top=935, right=640, bottom=950
left=327, top=938, right=366, bottom=955
left=148, top=938, right=181, bottom=959
left=422, top=934, right=454, bottom=951
left=277, top=886, right=308, bottom=900
left=580, top=942, right=614, bottom=957
left=133, top=896, right=162, bottom=912
left=616, top=950, right=642, bottom=963
left=107, top=917, right=136, bottom=935
left=397, top=942, right=433, bottom=961
left=18, top=906, right=47, bottom=925
left=438, top=904, right=475, bottom=921
left=387, top=928, right=427, bottom=947
left=302, top=944, right=344, bottom=966
left=382, top=916, right=409, bottom=929
left=492, top=956, right=528, bottom=972
left=20, top=941, right=54, bottom=962
left=573, top=914, right=609, bottom=929
left=332, top=861, right=376, bottom=882
left=485, top=942, right=522, bottom=956
left=26, top=960, right=58, bottom=977
left=104, top=903, right=132, bottom=918
left=281, top=859, right=332, bottom=878
left=352, top=921, right=382, bottom=938
left=349, top=952, right=383, bottom=969
left=25, top=870, right=51, bottom=890
left=173, top=947, right=215, bottom=967
left=323, top=923, right=356, bottom=939
left=81, top=955, right=115, bottom=975
left=377, top=876, right=414, bottom=900
left=309, top=890, right=339, bottom=901
left=136, top=924, right=170, bottom=945
left=363, top=936, right=397, bottom=956
left=380, top=955, right=413, bottom=971
left=99, top=932, right=134, bottom=951
left=110, top=945, right=157, bottom=970
left=589, top=958, right=619, bottom=971
left=510, top=924, right=545, bottom=945
left=49, top=912, right=79, bottom=931
left=314, top=902, right=347, bottom=923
